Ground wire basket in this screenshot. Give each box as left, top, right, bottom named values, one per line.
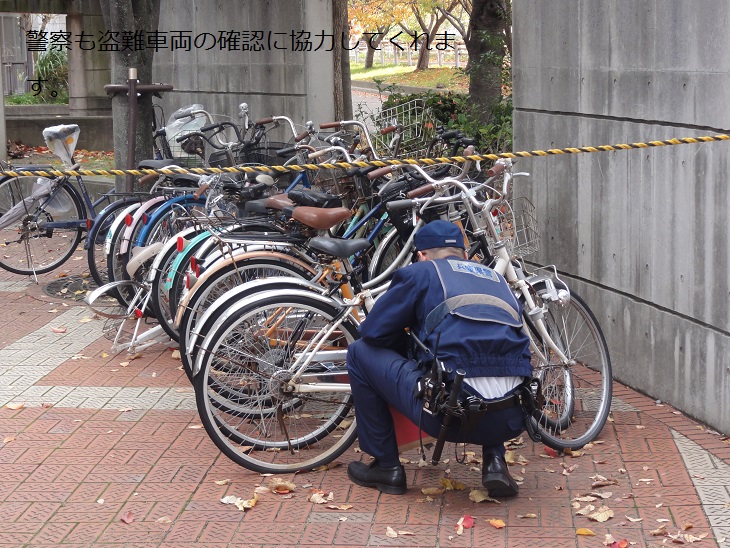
left=489, top=197, right=540, bottom=258
left=166, top=120, right=207, bottom=167
left=370, top=99, right=437, bottom=159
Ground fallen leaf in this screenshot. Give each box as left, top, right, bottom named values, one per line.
left=171, top=349, right=181, bottom=360
left=268, top=477, right=296, bottom=494
left=487, top=518, right=506, bottom=529
left=455, top=518, right=464, bottom=536
left=188, top=425, right=203, bottom=429
left=649, top=524, right=667, bottom=536
left=156, top=516, right=171, bottom=523
left=119, top=361, right=129, bottom=367
left=625, top=516, right=643, bottom=522
left=573, top=495, right=597, bottom=502
left=51, top=326, right=67, bottom=333
left=604, top=534, right=617, bottom=545
left=576, top=504, right=596, bottom=516
left=234, top=494, right=259, bottom=511
left=97, top=498, right=104, bottom=504
left=544, top=447, right=559, bottom=458
left=5, top=402, right=24, bottom=410
left=326, top=504, right=353, bottom=510
left=220, top=495, right=238, bottom=504
left=421, top=487, right=445, bottom=496
left=308, top=490, right=333, bottom=504
left=468, top=489, right=500, bottom=503
left=588, top=506, right=615, bottom=522
left=440, top=478, right=465, bottom=491
left=657, top=518, right=671, bottom=523
left=576, top=528, right=596, bottom=536
left=398, top=530, right=414, bottom=536
left=517, top=513, right=537, bottom=519
left=41, top=402, right=53, bottom=408
left=461, top=515, right=474, bottom=529
left=3, top=435, right=15, bottom=443
left=101, top=352, right=109, bottom=358
left=120, top=510, right=134, bottom=524
left=118, top=407, right=132, bottom=412
left=591, top=491, right=613, bottom=499
left=79, top=317, right=93, bottom=323
left=682, top=522, right=694, bottom=531
left=214, top=479, right=231, bottom=485
left=386, top=526, right=398, bottom=538
left=635, top=425, right=646, bottom=429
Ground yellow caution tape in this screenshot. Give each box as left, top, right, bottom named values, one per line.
left=1, top=134, right=727, bottom=179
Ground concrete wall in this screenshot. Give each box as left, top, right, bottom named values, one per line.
left=512, top=1, right=730, bottom=433
left=152, top=0, right=337, bottom=143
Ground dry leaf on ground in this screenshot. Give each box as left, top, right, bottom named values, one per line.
left=588, top=506, right=614, bottom=522
left=326, top=504, right=353, bottom=511
left=576, top=528, right=596, bottom=536
left=517, top=513, right=537, bottom=519
left=51, top=326, right=67, bottom=333
left=421, top=487, right=445, bottom=496
left=308, top=490, right=333, bottom=504
left=649, top=524, right=667, bottom=536
left=268, top=477, right=296, bottom=494
left=170, top=349, right=181, bottom=360
left=386, top=526, right=398, bottom=538
left=156, top=516, right=171, bottom=523
left=440, top=478, right=465, bottom=490
left=487, top=518, right=506, bottom=529
left=214, top=479, right=231, bottom=485
left=469, top=489, right=500, bottom=503
left=234, top=494, right=258, bottom=511
left=3, top=435, right=15, bottom=443
left=5, top=402, right=24, bottom=410
left=120, top=511, right=134, bottom=524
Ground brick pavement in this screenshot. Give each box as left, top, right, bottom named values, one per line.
left=0, top=255, right=728, bottom=547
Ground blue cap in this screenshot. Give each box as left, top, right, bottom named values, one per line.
left=414, top=220, right=465, bottom=251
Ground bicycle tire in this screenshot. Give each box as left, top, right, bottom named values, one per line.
left=526, top=290, right=612, bottom=451
left=0, top=177, right=84, bottom=275
left=87, top=197, right=144, bottom=286
left=178, top=254, right=318, bottom=377
left=194, top=290, right=359, bottom=474
left=368, top=226, right=409, bottom=281
left=105, top=202, right=144, bottom=305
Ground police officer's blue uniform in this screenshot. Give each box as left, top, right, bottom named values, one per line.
left=346, top=221, right=533, bottom=494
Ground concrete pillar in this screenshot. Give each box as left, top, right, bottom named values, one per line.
left=0, top=20, right=6, bottom=162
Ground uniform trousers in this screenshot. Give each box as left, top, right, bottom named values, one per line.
left=346, top=340, right=526, bottom=468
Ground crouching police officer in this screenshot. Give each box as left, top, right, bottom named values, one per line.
left=346, top=220, right=533, bottom=496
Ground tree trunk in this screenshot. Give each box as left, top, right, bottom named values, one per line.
left=364, top=30, right=388, bottom=69
left=414, top=12, right=449, bottom=71
left=465, top=0, right=507, bottom=121
left=100, top=0, right=161, bottom=192
left=332, top=0, right=352, bottom=120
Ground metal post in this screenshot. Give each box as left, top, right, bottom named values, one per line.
left=125, top=67, right=137, bottom=193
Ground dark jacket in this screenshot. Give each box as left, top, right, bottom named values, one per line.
left=359, top=257, right=532, bottom=378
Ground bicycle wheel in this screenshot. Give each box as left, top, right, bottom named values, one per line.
left=87, top=197, right=143, bottom=286
left=526, top=290, right=612, bottom=451
left=368, top=226, right=409, bottom=280
left=0, top=177, right=84, bottom=275
left=194, top=291, right=359, bottom=474
left=178, top=254, right=317, bottom=376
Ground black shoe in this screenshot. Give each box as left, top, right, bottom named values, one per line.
left=347, top=460, right=407, bottom=495
left=482, top=454, right=519, bottom=497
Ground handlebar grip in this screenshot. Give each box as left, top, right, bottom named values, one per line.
left=380, top=125, right=397, bottom=135
left=276, top=146, right=297, bottom=157
left=441, top=130, right=461, bottom=140
left=463, top=145, right=475, bottom=156
left=385, top=199, right=415, bottom=212
left=175, top=133, right=195, bottom=143
left=193, top=183, right=209, bottom=200
left=487, top=162, right=507, bottom=177
left=308, top=148, right=333, bottom=160
left=254, top=117, right=274, bottom=125
left=431, top=369, right=465, bottom=465
left=200, top=123, right=220, bottom=132
left=406, top=183, right=435, bottom=198
left=294, top=130, right=310, bottom=142
left=367, top=165, right=394, bottom=180
left=153, top=128, right=167, bottom=137
left=319, top=121, right=341, bottom=129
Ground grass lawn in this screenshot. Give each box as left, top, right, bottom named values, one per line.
left=350, top=63, right=468, bottom=93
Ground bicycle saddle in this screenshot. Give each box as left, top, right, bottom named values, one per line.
left=307, top=236, right=371, bottom=258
